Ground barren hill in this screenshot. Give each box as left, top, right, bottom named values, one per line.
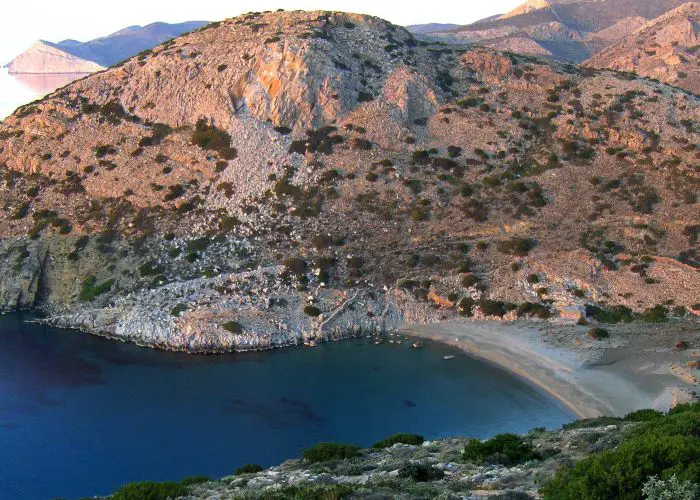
left=0, top=10, right=697, bottom=352
left=585, top=2, right=700, bottom=95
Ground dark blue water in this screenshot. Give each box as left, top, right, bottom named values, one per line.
left=0, top=312, right=572, bottom=499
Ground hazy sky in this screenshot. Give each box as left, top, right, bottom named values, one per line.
left=0, top=0, right=524, bottom=64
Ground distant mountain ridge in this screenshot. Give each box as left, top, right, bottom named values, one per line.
left=418, top=0, right=689, bottom=63
left=6, top=21, right=207, bottom=74
left=406, top=23, right=461, bottom=34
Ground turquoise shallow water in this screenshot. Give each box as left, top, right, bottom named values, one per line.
left=0, top=312, right=572, bottom=499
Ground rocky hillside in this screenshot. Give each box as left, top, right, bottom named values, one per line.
left=0, top=10, right=698, bottom=352
left=585, top=2, right=700, bottom=95
left=6, top=21, right=206, bottom=74
left=425, top=0, right=689, bottom=63
left=106, top=403, right=700, bottom=499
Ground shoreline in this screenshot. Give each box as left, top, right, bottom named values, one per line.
left=14, top=308, right=700, bottom=418
left=401, top=320, right=698, bottom=419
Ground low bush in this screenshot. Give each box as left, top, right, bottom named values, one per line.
left=517, top=302, right=551, bottom=319
left=497, top=237, right=536, bottom=256
left=170, top=304, right=187, bottom=317
left=302, top=442, right=361, bottom=463
left=221, top=321, right=243, bottom=334
left=179, top=475, right=210, bottom=486
left=541, top=403, right=700, bottom=499
left=398, top=462, right=444, bottom=482
left=587, top=305, right=634, bottom=324
left=235, top=463, right=263, bottom=475
left=372, top=433, right=424, bottom=449
left=462, top=433, right=539, bottom=466
left=587, top=327, right=609, bottom=340
left=111, top=480, right=187, bottom=500
left=79, top=276, right=115, bottom=301
left=640, top=305, right=669, bottom=323
left=191, top=118, right=237, bottom=160
left=304, top=305, right=322, bottom=317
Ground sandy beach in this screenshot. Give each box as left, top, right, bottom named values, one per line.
left=402, top=319, right=699, bottom=419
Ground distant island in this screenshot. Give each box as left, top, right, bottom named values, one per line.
left=5, top=21, right=207, bottom=74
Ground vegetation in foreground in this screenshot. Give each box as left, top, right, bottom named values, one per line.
left=104, top=403, right=699, bottom=499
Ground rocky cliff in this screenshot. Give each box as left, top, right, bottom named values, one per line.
left=0, top=10, right=698, bottom=352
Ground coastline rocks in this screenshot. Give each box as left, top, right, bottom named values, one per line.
left=37, top=266, right=441, bottom=352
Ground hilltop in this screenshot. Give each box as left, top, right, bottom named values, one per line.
left=5, top=21, right=206, bottom=74
left=0, top=10, right=697, bottom=354
left=586, top=2, right=700, bottom=95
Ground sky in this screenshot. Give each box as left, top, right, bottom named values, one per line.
left=0, top=0, right=524, bottom=64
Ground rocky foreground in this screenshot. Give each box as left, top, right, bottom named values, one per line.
left=105, top=403, right=700, bottom=499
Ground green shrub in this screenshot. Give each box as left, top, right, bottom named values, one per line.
left=497, top=237, right=536, bottom=256
left=640, top=305, right=668, bottom=323
left=302, top=442, right=361, bottom=463
left=542, top=404, right=700, bottom=500
left=139, top=261, right=165, bottom=277
left=587, top=327, right=609, bottom=340
left=191, top=118, right=237, bottom=160
left=79, top=276, right=115, bottom=301
left=588, top=305, right=634, bottom=324
left=479, top=300, right=515, bottom=318
left=111, top=480, right=187, bottom=500
left=221, top=321, right=243, bottom=334
left=517, top=302, right=552, bottom=319
left=235, top=463, right=263, bottom=475
left=304, top=305, right=322, bottom=317
left=372, top=433, right=425, bottom=449
left=462, top=274, right=481, bottom=288
left=179, top=475, right=210, bottom=486
left=462, top=433, right=539, bottom=465
left=398, top=462, right=444, bottom=482
left=624, top=409, right=663, bottom=422
left=171, top=304, right=187, bottom=317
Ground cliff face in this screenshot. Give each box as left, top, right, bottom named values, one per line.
left=585, top=2, right=700, bottom=94
left=5, top=41, right=104, bottom=74
left=0, top=10, right=698, bottom=352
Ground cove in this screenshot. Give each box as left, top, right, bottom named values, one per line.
left=0, top=312, right=572, bottom=499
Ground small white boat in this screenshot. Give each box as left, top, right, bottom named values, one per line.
left=442, top=355, right=455, bottom=360
left=411, top=342, right=424, bottom=349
